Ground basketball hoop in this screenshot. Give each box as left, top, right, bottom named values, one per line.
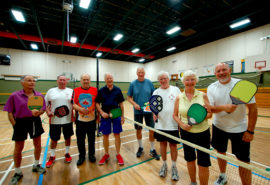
left=255, top=60, right=266, bottom=71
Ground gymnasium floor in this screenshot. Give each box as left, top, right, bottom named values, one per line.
left=0, top=102, right=270, bottom=185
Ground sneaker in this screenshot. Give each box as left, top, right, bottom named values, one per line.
left=150, top=149, right=160, bottom=160
left=171, top=166, right=179, bottom=181
left=214, top=175, right=227, bottom=185
left=159, top=163, right=167, bottom=177
left=64, top=153, right=72, bottom=163
left=97, top=132, right=103, bottom=137
left=136, top=147, right=144, bottom=158
left=89, top=155, right=96, bottom=163
left=98, top=154, right=110, bottom=165
left=46, top=156, right=56, bottom=168
left=116, top=154, right=124, bottom=165
left=77, top=158, right=85, bottom=166
left=32, top=164, right=46, bottom=174
left=9, top=173, right=23, bottom=185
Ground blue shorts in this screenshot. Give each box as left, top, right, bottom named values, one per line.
left=211, top=125, right=250, bottom=162
left=99, top=117, right=122, bottom=135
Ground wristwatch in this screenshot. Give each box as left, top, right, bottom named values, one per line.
left=246, top=130, right=254, bottom=135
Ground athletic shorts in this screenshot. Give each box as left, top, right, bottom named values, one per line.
left=211, top=125, right=250, bottom=162
left=134, top=113, right=154, bottom=130
left=180, top=128, right=211, bottom=167
left=13, top=117, right=44, bottom=141
left=154, top=130, right=180, bottom=144
left=49, top=122, right=74, bottom=141
left=99, top=117, right=122, bottom=135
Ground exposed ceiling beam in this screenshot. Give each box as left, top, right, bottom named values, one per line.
left=31, top=0, right=46, bottom=51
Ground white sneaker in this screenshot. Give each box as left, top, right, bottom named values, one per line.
left=159, top=163, right=167, bottom=177
left=171, top=166, right=179, bottom=181
left=214, top=175, right=227, bottom=185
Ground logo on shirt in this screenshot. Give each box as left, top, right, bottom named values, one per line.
left=169, top=94, right=175, bottom=100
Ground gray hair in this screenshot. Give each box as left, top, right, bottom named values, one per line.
left=57, top=75, right=66, bottom=80
left=136, top=66, right=145, bottom=73
left=157, top=71, right=170, bottom=80
left=80, top=73, right=91, bottom=80
left=20, top=75, right=34, bottom=82
left=104, top=72, right=113, bottom=80
left=181, top=70, right=199, bottom=83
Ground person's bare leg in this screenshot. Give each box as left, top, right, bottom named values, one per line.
left=198, top=165, right=209, bottom=185
left=14, top=141, right=25, bottom=168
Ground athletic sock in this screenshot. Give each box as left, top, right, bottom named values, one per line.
left=15, top=168, right=22, bottom=174
left=220, top=173, right=226, bottom=178
left=150, top=142, right=155, bottom=151
left=65, top=146, right=70, bottom=154
left=51, top=149, right=56, bottom=156
left=138, top=139, right=143, bottom=148
left=34, top=160, right=39, bottom=166
left=171, top=160, right=176, bottom=167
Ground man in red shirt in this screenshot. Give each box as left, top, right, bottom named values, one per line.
left=72, top=74, right=98, bottom=166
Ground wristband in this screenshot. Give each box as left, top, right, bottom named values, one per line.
left=246, top=130, right=254, bottom=135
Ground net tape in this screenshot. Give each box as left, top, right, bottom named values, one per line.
left=124, top=116, right=270, bottom=179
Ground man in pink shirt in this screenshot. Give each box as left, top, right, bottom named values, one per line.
left=4, top=75, right=46, bottom=185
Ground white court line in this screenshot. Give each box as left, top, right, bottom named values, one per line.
left=0, top=131, right=148, bottom=164
left=0, top=137, right=149, bottom=175
left=0, top=162, right=13, bottom=185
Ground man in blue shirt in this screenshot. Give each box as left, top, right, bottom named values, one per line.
left=127, top=67, right=160, bottom=160
left=96, top=73, right=125, bottom=165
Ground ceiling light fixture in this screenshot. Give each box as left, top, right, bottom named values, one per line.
left=166, top=26, right=181, bottom=35
left=11, top=10, right=25, bottom=22
left=70, top=36, right=77, bottom=43
left=138, top=58, right=145, bottom=62
left=96, top=52, right=102, bottom=57
left=31, top=43, right=38, bottom=50
left=230, top=18, right=250, bottom=29
left=113, top=33, right=123, bottom=41
left=166, top=46, right=176, bottom=52
left=79, top=0, right=91, bottom=9
left=131, top=48, right=140, bottom=53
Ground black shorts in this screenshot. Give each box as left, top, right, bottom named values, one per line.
left=49, top=122, right=74, bottom=141
left=154, top=130, right=180, bottom=144
left=134, top=113, right=154, bottom=130
left=180, top=128, right=211, bottom=167
left=211, top=125, right=250, bottom=162
left=13, top=117, right=44, bottom=141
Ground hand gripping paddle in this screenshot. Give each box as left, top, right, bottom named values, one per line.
left=27, top=96, right=44, bottom=111
left=229, top=80, right=258, bottom=104
left=149, top=95, right=163, bottom=122
left=109, top=108, right=122, bottom=119
left=187, top=103, right=207, bottom=125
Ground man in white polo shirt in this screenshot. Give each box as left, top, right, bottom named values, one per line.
left=45, top=75, right=74, bottom=167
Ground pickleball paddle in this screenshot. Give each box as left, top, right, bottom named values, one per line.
left=54, top=105, right=70, bottom=118
left=187, top=103, right=207, bottom=125
left=27, top=96, right=44, bottom=111
left=109, top=108, right=122, bottom=119
left=229, top=80, right=258, bottom=104
left=149, top=95, right=163, bottom=122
